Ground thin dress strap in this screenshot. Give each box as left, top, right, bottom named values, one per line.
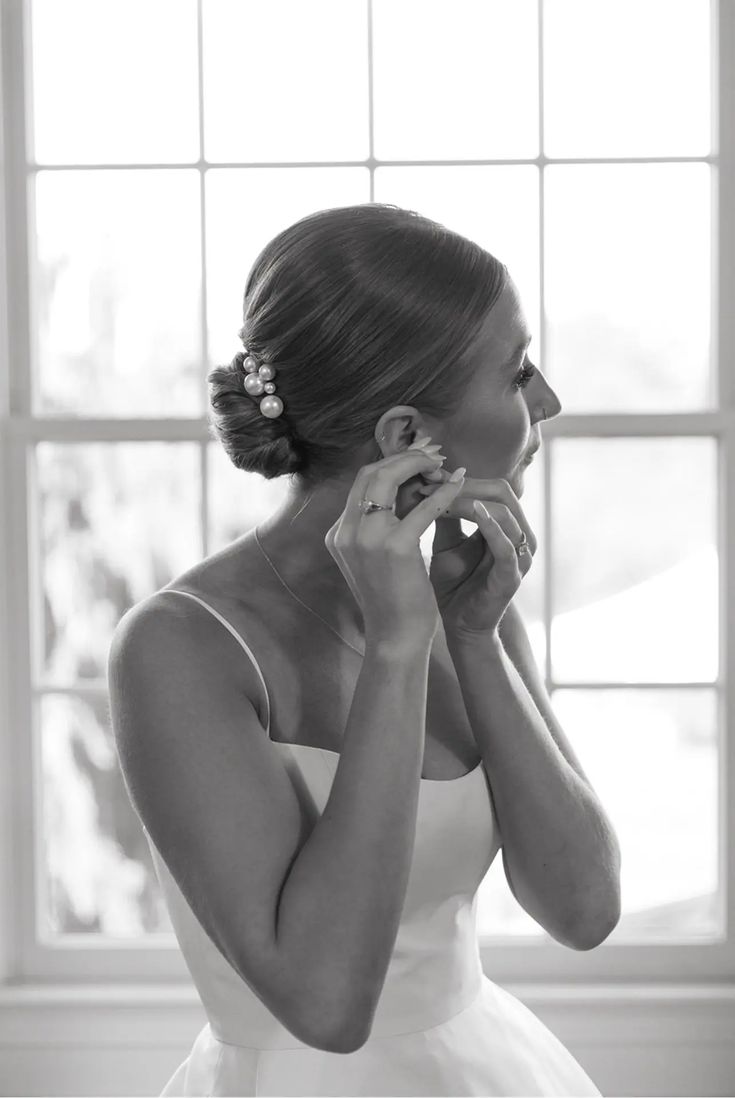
left=162, top=589, right=271, bottom=734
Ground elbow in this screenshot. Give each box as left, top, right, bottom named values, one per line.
left=568, top=901, right=621, bottom=951
left=324, top=1034, right=369, bottom=1055
left=295, top=998, right=373, bottom=1054
left=567, top=858, right=622, bottom=951
left=316, top=982, right=381, bottom=1053
left=330, top=1007, right=374, bottom=1054
left=288, top=1021, right=363, bottom=1056
left=314, top=1015, right=371, bottom=1055
left=282, top=969, right=377, bottom=1054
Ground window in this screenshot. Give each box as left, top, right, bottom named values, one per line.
left=0, top=0, right=729, bottom=987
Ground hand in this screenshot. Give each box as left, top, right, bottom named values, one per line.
left=324, top=450, right=468, bottom=648
left=413, top=468, right=537, bottom=639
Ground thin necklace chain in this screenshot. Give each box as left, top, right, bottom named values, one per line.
left=253, top=526, right=366, bottom=658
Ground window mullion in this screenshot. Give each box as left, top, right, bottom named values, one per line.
left=715, top=0, right=735, bottom=952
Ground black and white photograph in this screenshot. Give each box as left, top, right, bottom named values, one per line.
left=0, top=1, right=731, bottom=1095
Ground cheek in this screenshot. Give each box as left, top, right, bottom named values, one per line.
left=491, top=411, right=526, bottom=455
left=447, top=397, right=526, bottom=458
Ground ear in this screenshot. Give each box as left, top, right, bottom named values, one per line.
left=374, top=406, right=428, bottom=454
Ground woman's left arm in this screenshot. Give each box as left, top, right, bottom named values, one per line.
left=447, top=600, right=622, bottom=951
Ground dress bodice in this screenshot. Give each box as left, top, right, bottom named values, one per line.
left=145, top=589, right=501, bottom=1050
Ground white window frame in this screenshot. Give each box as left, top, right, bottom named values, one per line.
left=0, top=0, right=732, bottom=992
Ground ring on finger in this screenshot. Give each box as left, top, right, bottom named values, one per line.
left=515, top=531, right=531, bottom=557
left=358, top=497, right=395, bottom=515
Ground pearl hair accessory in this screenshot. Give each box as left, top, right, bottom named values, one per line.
left=240, top=348, right=284, bottom=419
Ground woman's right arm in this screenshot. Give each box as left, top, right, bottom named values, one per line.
left=108, top=597, right=431, bottom=1056
left=272, top=632, right=432, bottom=1052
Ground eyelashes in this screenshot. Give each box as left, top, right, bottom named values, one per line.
left=512, top=359, right=537, bottom=391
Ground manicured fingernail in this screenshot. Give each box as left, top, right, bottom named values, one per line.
left=449, top=466, right=466, bottom=482
left=473, top=500, right=489, bottom=517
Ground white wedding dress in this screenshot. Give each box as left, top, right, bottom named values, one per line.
left=144, top=589, right=602, bottom=1097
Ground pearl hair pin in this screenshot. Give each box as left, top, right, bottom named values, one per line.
left=241, top=348, right=284, bottom=419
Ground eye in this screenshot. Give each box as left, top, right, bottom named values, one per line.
left=512, top=359, right=536, bottom=391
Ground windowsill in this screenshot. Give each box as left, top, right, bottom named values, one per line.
left=0, top=978, right=733, bottom=1005
left=0, top=981, right=734, bottom=1054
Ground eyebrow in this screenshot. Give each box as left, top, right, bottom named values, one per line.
left=502, top=334, right=533, bottom=372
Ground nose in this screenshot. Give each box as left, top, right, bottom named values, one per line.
left=535, top=374, right=562, bottom=421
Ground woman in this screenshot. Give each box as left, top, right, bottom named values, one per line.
left=109, top=203, right=616, bottom=1096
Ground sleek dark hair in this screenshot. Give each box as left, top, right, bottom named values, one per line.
left=207, top=203, right=508, bottom=489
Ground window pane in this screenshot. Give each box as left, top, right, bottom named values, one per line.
left=551, top=438, right=718, bottom=683
left=39, top=692, right=174, bottom=936
left=544, top=0, right=712, bottom=158
left=373, top=0, right=538, bottom=160
left=374, top=166, right=540, bottom=342
left=36, top=443, right=202, bottom=682
left=206, top=168, right=369, bottom=367
left=30, top=0, right=199, bottom=164
left=545, top=164, right=712, bottom=411
left=552, top=688, right=720, bottom=941
left=208, top=443, right=291, bottom=553
left=203, top=0, right=369, bottom=162
left=34, top=171, right=203, bottom=417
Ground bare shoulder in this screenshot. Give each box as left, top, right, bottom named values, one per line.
left=110, top=549, right=270, bottom=728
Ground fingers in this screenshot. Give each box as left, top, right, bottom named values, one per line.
left=418, top=484, right=525, bottom=546
left=466, top=477, right=534, bottom=554
left=469, top=500, right=523, bottom=546
left=419, top=475, right=535, bottom=553
left=421, top=466, right=449, bottom=484
left=338, top=450, right=448, bottom=540
left=473, top=501, right=531, bottom=578
left=390, top=468, right=467, bottom=545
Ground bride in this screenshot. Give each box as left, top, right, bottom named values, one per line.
left=109, top=202, right=618, bottom=1096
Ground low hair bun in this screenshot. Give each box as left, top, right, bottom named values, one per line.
left=209, top=203, right=507, bottom=490
left=207, top=351, right=305, bottom=480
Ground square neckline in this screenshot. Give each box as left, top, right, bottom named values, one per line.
left=272, top=737, right=484, bottom=784
left=161, top=587, right=484, bottom=784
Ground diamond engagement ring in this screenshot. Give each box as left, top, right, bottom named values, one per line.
left=359, top=498, right=395, bottom=515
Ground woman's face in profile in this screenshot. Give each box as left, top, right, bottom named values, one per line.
left=437, top=276, right=562, bottom=497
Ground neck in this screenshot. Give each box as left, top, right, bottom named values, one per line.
left=253, top=476, right=366, bottom=635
